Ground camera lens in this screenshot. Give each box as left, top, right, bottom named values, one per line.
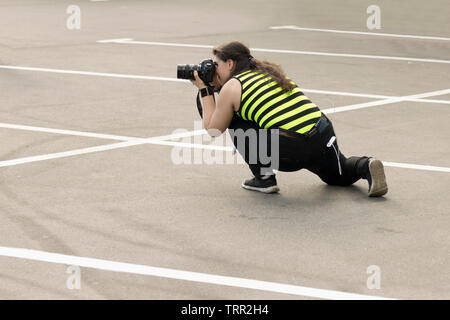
left=177, top=64, right=197, bottom=80
left=177, top=65, right=186, bottom=79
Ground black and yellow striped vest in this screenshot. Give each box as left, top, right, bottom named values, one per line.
left=233, top=70, right=322, bottom=134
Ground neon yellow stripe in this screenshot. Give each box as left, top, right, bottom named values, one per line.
left=253, top=87, right=302, bottom=122
left=264, top=103, right=317, bottom=129
left=242, top=73, right=268, bottom=90
left=282, top=111, right=322, bottom=130
left=237, top=71, right=258, bottom=82
left=242, top=77, right=275, bottom=100
left=258, top=93, right=310, bottom=125
left=253, top=93, right=291, bottom=122
left=241, top=82, right=281, bottom=120
left=248, top=88, right=302, bottom=123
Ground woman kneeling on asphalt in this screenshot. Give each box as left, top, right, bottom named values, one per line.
left=190, top=40, right=388, bottom=197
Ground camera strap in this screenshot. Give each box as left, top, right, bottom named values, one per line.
left=195, top=87, right=216, bottom=119
left=196, top=92, right=203, bottom=119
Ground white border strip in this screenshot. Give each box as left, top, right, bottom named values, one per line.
left=96, top=38, right=450, bottom=64
left=0, top=246, right=393, bottom=300
left=270, top=25, right=450, bottom=42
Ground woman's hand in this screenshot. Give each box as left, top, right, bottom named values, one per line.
left=190, top=70, right=207, bottom=90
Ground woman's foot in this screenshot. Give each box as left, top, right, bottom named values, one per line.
left=241, top=175, right=280, bottom=194
left=366, top=158, right=388, bottom=197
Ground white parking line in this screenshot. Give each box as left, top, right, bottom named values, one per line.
left=322, top=89, right=450, bottom=114
left=96, top=38, right=450, bottom=64
left=1, top=65, right=448, bottom=172
left=1, top=65, right=449, bottom=105
left=0, top=140, right=142, bottom=168
left=0, top=246, right=393, bottom=300
left=1, top=122, right=450, bottom=174
left=269, top=25, right=450, bottom=42
left=301, top=89, right=450, bottom=105
left=0, top=129, right=216, bottom=168
left=0, top=123, right=206, bottom=142
left=0, top=123, right=137, bottom=141
left=383, top=162, right=450, bottom=173
left=0, top=137, right=232, bottom=168
left=1, top=83, right=449, bottom=170
left=0, top=65, right=184, bottom=82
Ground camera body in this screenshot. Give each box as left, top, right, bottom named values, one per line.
left=177, top=59, right=215, bottom=84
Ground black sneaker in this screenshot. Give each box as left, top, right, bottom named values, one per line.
left=241, top=175, right=280, bottom=194
left=366, top=158, right=388, bottom=197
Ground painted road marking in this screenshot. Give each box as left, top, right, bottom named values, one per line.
left=97, top=38, right=450, bottom=64
left=0, top=246, right=394, bottom=300
left=322, top=89, right=450, bottom=114
left=269, top=25, right=450, bottom=42
left=1, top=65, right=449, bottom=105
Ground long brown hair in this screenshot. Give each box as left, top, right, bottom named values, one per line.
left=212, top=41, right=296, bottom=92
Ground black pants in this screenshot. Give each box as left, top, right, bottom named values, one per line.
left=227, top=114, right=370, bottom=186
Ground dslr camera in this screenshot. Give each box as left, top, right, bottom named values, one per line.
left=177, top=58, right=216, bottom=84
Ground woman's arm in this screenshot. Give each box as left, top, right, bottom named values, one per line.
left=191, top=71, right=240, bottom=137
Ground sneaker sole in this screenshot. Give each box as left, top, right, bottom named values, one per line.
left=368, top=159, right=388, bottom=197
left=241, top=183, right=280, bottom=194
